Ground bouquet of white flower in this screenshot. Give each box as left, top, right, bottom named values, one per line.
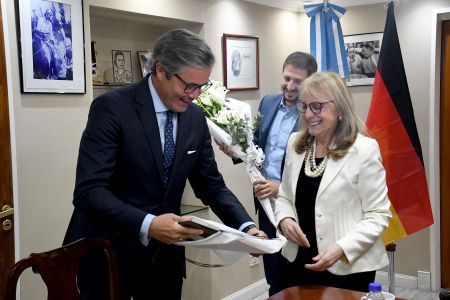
left=194, top=80, right=277, bottom=225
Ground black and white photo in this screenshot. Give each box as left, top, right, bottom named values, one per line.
left=344, top=32, right=383, bottom=86
left=18, top=0, right=85, bottom=93
left=137, top=50, right=152, bottom=78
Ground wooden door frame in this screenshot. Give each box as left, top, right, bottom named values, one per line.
left=429, top=8, right=450, bottom=291
left=0, top=0, right=19, bottom=277
left=440, top=20, right=450, bottom=289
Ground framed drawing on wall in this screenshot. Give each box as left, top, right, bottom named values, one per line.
left=17, top=0, right=85, bottom=93
left=112, top=50, right=132, bottom=84
left=137, top=51, right=152, bottom=78
left=222, top=34, right=259, bottom=90
left=343, top=32, right=383, bottom=86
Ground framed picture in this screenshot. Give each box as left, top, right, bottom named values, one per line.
left=17, top=0, right=85, bottom=93
left=344, top=32, right=383, bottom=86
left=222, top=34, right=259, bottom=90
left=91, top=41, right=102, bottom=84
left=137, top=50, right=152, bottom=78
left=111, top=50, right=132, bottom=84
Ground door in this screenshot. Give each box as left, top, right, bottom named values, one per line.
left=0, top=3, right=15, bottom=297
left=440, top=20, right=450, bottom=289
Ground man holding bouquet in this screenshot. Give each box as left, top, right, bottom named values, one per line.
left=64, top=29, right=266, bottom=300
left=218, top=51, right=317, bottom=295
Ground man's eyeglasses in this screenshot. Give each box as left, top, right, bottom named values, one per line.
left=296, top=100, right=334, bottom=114
left=173, top=74, right=213, bottom=93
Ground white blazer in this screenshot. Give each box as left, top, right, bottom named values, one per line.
left=275, top=133, right=392, bottom=275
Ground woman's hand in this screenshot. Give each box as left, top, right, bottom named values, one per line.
left=279, top=218, right=310, bottom=247
left=304, top=244, right=344, bottom=271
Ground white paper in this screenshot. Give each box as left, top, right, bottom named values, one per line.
left=176, top=216, right=285, bottom=265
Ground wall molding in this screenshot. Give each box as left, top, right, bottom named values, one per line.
left=222, top=279, right=269, bottom=300
left=376, top=271, right=418, bottom=290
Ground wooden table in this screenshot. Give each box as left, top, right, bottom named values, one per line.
left=268, top=285, right=406, bottom=300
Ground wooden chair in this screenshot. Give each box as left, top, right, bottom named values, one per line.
left=5, top=238, right=119, bottom=300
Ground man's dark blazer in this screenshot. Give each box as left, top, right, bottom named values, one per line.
left=64, top=75, right=253, bottom=279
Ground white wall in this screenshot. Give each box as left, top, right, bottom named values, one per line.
left=2, top=0, right=449, bottom=298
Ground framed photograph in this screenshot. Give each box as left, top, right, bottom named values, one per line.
left=91, top=41, right=102, bottom=84
left=17, top=0, right=85, bottom=93
left=344, top=32, right=383, bottom=86
left=222, top=34, right=259, bottom=90
left=137, top=50, right=152, bottom=78
left=112, top=50, right=132, bottom=84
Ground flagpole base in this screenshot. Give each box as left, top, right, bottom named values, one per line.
left=386, top=242, right=397, bottom=294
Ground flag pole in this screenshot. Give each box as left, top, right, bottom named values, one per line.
left=386, top=243, right=396, bottom=294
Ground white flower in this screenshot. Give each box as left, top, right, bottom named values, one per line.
left=198, top=93, right=213, bottom=106
left=208, top=80, right=228, bottom=105
left=215, top=109, right=230, bottom=125
left=195, top=79, right=261, bottom=158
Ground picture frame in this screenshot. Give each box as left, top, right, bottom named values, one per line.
left=343, top=32, right=383, bottom=86
left=111, top=50, right=132, bottom=84
left=222, top=34, right=259, bottom=90
left=137, top=50, right=152, bottom=78
left=91, top=41, right=102, bottom=84
left=17, top=0, right=85, bottom=93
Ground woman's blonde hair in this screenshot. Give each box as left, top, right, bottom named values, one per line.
left=294, top=72, right=366, bottom=159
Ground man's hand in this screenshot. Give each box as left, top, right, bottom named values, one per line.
left=214, top=139, right=235, bottom=158
left=279, top=217, right=310, bottom=247
left=304, top=244, right=344, bottom=271
left=149, top=214, right=203, bottom=244
left=253, top=179, right=280, bottom=199
left=246, top=226, right=268, bottom=239
left=246, top=227, right=268, bottom=257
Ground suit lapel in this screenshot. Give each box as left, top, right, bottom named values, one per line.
left=316, top=148, right=354, bottom=199
left=260, top=95, right=282, bottom=147
left=290, top=150, right=305, bottom=198
left=134, top=76, right=164, bottom=179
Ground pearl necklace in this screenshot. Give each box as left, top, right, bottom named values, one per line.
left=304, top=139, right=329, bottom=178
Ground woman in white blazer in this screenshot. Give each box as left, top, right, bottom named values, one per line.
left=274, top=72, right=392, bottom=292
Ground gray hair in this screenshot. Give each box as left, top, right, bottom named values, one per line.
left=149, top=29, right=215, bottom=76
left=282, top=51, right=317, bottom=76
left=294, top=72, right=366, bottom=159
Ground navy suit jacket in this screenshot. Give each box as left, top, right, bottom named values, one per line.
left=64, top=75, right=252, bottom=274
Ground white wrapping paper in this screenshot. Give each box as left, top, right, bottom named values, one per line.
left=187, top=95, right=287, bottom=265
left=176, top=217, right=284, bottom=265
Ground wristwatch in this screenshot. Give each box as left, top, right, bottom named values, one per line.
left=242, top=224, right=256, bottom=233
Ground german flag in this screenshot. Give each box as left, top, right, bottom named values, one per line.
left=366, top=2, right=434, bottom=244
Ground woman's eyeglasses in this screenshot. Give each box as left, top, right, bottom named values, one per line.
left=173, top=74, right=213, bottom=94
left=296, top=100, right=334, bottom=114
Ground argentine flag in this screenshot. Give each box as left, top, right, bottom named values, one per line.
left=304, top=3, right=350, bottom=78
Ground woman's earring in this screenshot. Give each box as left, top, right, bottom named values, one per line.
left=338, top=116, right=342, bottom=121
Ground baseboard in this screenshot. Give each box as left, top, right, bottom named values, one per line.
left=376, top=271, right=418, bottom=290
left=222, top=279, right=269, bottom=300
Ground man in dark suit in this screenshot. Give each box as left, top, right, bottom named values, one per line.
left=64, top=29, right=266, bottom=300
left=218, top=52, right=317, bottom=295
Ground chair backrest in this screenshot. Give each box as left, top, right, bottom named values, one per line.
left=5, top=238, right=119, bottom=300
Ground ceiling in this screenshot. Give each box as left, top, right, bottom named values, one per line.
left=242, top=0, right=387, bottom=12
left=90, top=0, right=388, bottom=26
